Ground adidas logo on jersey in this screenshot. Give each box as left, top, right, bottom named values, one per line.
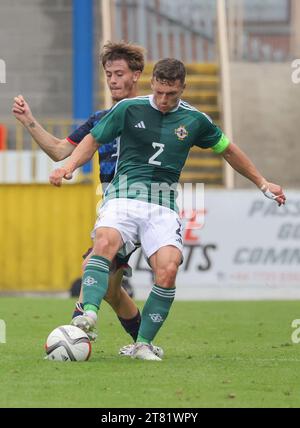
left=134, top=121, right=146, bottom=129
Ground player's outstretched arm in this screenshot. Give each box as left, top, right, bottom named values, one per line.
left=49, top=133, right=98, bottom=187
left=12, top=94, right=74, bottom=161
left=222, top=142, right=286, bottom=206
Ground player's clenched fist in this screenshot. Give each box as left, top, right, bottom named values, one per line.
left=260, top=182, right=286, bottom=207
left=12, top=94, right=33, bottom=125
left=49, top=168, right=73, bottom=187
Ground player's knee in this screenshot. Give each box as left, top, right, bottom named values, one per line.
left=93, top=236, right=113, bottom=257
left=155, top=262, right=179, bottom=287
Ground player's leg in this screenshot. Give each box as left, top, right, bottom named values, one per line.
left=132, top=246, right=181, bottom=360
left=104, top=267, right=142, bottom=339
left=104, top=265, right=163, bottom=357
left=105, top=268, right=136, bottom=317
left=71, top=248, right=142, bottom=343
left=71, top=226, right=122, bottom=336
left=72, top=198, right=139, bottom=338
left=132, top=203, right=183, bottom=361
left=71, top=247, right=93, bottom=319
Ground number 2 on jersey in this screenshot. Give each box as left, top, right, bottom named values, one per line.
left=148, top=142, right=165, bottom=166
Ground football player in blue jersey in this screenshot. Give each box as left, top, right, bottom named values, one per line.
left=12, top=41, right=163, bottom=358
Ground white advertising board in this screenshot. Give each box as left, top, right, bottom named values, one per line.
left=130, top=190, right=300, bottom=300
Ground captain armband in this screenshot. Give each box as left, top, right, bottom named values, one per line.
left=211, top=134, right=230, bottom=154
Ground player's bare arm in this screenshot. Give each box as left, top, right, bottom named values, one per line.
left=49, top=133, right=98, bottom=187
left=222, top=142, right=286, bottom=206
left=12, top=94, right=74, bottom=161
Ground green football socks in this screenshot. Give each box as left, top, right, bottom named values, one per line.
left=82, top=256, right=111, bottom=313
left=137, top=284, right=176, bottom=344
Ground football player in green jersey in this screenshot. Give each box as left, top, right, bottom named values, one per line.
left=13, top=42, right=163, bottom=358
left=50, top=58, right=286, bottom=361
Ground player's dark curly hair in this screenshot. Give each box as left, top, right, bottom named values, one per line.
left=153, top=58, right=186, bottom=85
left=101, top=41, right=145, bottom=72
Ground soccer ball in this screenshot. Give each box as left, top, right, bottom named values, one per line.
left=45, top=325, right=91, bottom=362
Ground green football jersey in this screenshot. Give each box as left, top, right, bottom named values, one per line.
left=91, top=95, right=229, bottom=211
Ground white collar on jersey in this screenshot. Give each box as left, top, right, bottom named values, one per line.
left=149, top=94, right=181, bottom=113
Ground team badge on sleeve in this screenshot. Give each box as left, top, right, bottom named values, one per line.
left=175, top=125, right=188, bottom=141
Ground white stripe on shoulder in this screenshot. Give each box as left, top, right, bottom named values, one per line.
left=179, top=101, right=199, bottom=112
left=201, top=112, right=213, bottom=123
left=180, top=102, right=213, bottom=123
left=135, top=95, right=151, bottom=100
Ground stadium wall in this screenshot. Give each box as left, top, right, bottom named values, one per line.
left=0, top=184, right=94, bottom=292
left=230, top=62, right=300, bottom=189
left=0, top=0, right=72, bottom=119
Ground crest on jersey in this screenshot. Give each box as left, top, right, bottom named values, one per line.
left=175, top=125, right=188, bottom=141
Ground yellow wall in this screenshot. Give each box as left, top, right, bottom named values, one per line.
left=0, top=184, right=96, bottom=291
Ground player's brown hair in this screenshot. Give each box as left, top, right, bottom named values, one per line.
left=101, top=41, right=145, bottom=72
left=153, top=58, right=186, bottom=85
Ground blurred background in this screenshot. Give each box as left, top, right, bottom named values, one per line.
left=0, top=0, right=299, bottom=298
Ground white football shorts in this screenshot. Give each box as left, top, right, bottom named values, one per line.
left=92, top=198, right=183, bottom=259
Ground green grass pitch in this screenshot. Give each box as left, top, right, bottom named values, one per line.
left=1, top=297, right=300, bottom=408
